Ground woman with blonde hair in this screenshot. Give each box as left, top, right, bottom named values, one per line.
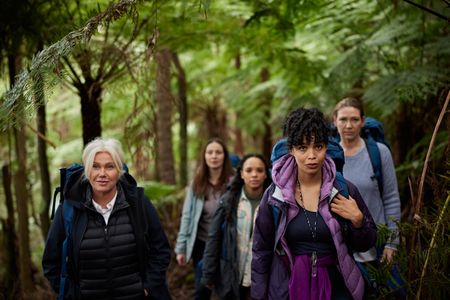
left=43, top=137, right=171, bottom=300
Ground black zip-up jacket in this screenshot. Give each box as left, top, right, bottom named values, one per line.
left=42, top=169, right=171, bottom=300
left=201, top=188, right=241, bottom=299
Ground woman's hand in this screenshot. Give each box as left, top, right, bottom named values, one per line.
left=381, top=247, right=396, bottom=264
left=330, top=194, right=364, bottom=228
left=176, top=254, right=187, bottom=266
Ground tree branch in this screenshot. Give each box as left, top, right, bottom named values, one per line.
left=63, top=56, right=83, bottom=87
left=2, top=0, right=140, bottom=129
left=403, top=0, right=450, bottom=21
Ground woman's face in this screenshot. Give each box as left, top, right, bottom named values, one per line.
left=204, top=142, right=225, bottom=170
left=88, top=152, right=120, bottom=199
left=290, top=139, right=327, bottom=177
left=240, top=157, right=267, bottom=192
left=334, top=106, right=364, bottom=143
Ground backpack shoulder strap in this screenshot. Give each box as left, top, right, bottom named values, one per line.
left=56, top=163, right=82, bottom=300
left=334, top=171, right=349, bottom=198
left=57, top=199, right=74, bottom=300
left=363, top=137, right=384, bottom=197
left=271, top=205, right=280, bottom=228
left=333, top=172, right=352, bottom=243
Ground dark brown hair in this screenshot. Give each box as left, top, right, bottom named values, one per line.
left=333, top=97, right=365, bottom=119
left=192, top=138, right=234, bottom=199
left=225, top=154, right=272, bottom=220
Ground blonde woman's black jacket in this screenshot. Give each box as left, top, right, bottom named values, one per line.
left=42, top=169, right=171, bottom=300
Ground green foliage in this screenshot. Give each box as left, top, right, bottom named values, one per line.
left=1, top=0, right=140, bottom=130
left=0, top=0, right=449, bottom=295
left=141, top=181, right=178, bottom=205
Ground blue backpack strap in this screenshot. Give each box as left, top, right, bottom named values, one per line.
left=363, top=136, right=383, bottom=196
left=58, top=200, right=74, bottom=300
left=334, top=172, right=349, bottom=198
left=333, top=172, right=352, bottom=244
left=271, top=205, right=280, bottom=229
left=362, top=117, right=388, bottom=197
left=327, top=137, right=345, bottom=173
left=57, top=163, right=83, bottom=299
left=271, top=204, right=287, bottom=256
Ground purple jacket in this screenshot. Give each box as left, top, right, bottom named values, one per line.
left=251, top=155, right=377, bottom=300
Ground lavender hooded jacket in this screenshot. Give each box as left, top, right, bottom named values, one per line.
left=251, top=155, right=377, bottom=300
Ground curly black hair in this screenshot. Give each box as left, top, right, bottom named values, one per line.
left=282, top=107, right=330, bottom=150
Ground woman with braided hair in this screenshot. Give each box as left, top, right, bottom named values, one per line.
left=251, top=107, right=377, bottom=300
left=201, top=154, right=272, bottom=300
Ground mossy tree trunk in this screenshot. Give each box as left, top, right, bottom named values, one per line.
left=156, top=48, right=176, bottom=184
left=9, top=54, right=34, bottom=299
left=260, top=68, right=272, bottom=161
left=34, top=71, right=52, bottom=239
left=171, top=51, right=188, bottom=187
left=1, top=164, right=19, bottom=299
left=77, top=79, right=103, bottom=146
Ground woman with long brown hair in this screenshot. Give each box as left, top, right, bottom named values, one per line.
left=175, top=138, right=234, bottom=300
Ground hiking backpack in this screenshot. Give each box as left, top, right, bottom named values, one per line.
left=50, top=163, right=83, bottom=300
left=331, top=116, right=389, bottom=196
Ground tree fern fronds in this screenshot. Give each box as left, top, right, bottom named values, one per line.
left=324, top=45, right=369, bottom=98
left=424, top=35, right=450, bottom=57
left=1, top=0, right=140, bottom=130
left=365, top=15, right=420, bottom=47
left=363, top=66, right=449, bottom=116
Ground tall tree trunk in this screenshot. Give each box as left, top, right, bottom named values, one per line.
left=13, top=125, right=34, bottom=298
left=35, top=73, right=52, bottom=239
left=234, top=54, right=244, bottom=156
left=79, top=80, right=102, bottom=146
left=155, top=49, right=176, bottom=184
left=171, top=51, right=188, bottom=187
left=1, top=164, right=19, bottom=299
left=204, top=99, right=228, bottom=142
left=9, top=54, right=34, bottom=298
left=260, top=68, right=272, bottom=161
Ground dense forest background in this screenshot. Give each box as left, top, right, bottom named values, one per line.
left=0, top=0, right=449, bottom=299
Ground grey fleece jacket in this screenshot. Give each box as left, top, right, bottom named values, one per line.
left=343, top=142, right=401, bottom=261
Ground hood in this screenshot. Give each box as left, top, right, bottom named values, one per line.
left=271, top=154, right=337, bottom=204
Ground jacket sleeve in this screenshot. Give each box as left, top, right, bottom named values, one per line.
left=174, top=185, right=194, bottom=256
left=346, top=180, right=378, bottom=252
left=42, top=204, right=65, bottom=293
left=142, top=197, right=172, bottom=300
left=251, top=185, right=276, bottom=300
left=201, top=196, right=227, bottom=286
left=379, top=143, right=401, bottom=248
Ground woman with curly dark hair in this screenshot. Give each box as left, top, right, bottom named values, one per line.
left=252, top=107, right=377, bottom=300
left=201, top=154, right=272, bottom=300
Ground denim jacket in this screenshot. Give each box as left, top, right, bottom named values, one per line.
left=175, top=185, right=205, bottom=262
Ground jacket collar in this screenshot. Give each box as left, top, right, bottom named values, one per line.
left=66, top=170, right=139, bottom=208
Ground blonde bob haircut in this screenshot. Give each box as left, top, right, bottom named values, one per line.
left=82, top=137, right=126, bottom=180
